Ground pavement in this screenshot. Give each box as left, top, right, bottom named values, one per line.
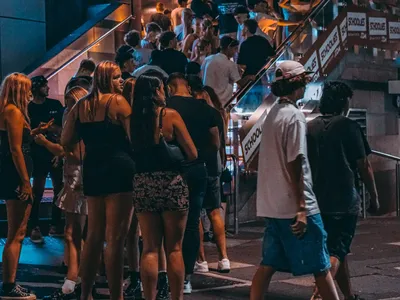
left=1, top=217, right=400, bottom=299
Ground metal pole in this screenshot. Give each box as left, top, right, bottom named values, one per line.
left=362, top=184, right=367, bottom=219
left=230, top=154, right=239, bottom=234
left=396, top=162, right=400, bottom=217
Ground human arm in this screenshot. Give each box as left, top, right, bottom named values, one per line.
left=5, top=107, right=32, bottom=201
left=115, top=95, right=133, bottom=142
left=171, top=110, right=198, bottom=161
left=33, top=134, right=65, bottom=157
left=182, top=34, right=196, bottom=58
left=357, top=157, right=379, bottom=212
left=277, top=19, right=301, bottom=26
left=345, top=121, right=379, bottom=212
left=60, top=101, right=80, bottom=148
left=286, top=119, right=308, bottom=237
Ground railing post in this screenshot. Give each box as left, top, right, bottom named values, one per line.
left=396, top=161, right=400, bottom=217
left=362, top=184, right=367, bottom=219
left=227, top=154, right=239, bottom=235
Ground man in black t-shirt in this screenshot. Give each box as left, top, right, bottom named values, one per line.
left=214, top=0, right=246, bottom=37
left=237, top=19, right=275, bottom=76
left=307, top=81, right=379, bottom=300
left=158, top=31, right=188, bottom=75
left=28, top=76, right=65, bottom=244
left=167, top=73, right=220, bottom=294
left=115, top=45, right=136, bottom=80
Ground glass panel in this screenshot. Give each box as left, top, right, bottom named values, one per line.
left=27, top=3, right=131, bottom=80
left=45, top=14, right=132, bottom=104
left=227, top=0, right=340, bottom=162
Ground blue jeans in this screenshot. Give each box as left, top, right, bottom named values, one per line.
left=182, top=163, right=208, bottom=275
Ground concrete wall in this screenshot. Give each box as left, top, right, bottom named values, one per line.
left=0, top=0, right=46, bottom=79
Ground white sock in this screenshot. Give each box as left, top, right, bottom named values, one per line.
left=62, top=279, right=76, bottom=294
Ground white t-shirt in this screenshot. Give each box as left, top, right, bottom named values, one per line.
left=256, top=101, right=320, bottom=219
left=171, top=7, right=185, bottom=28
left=133, top=48, right=152, bottom=68
left=201, top=53, right=241, bottom=107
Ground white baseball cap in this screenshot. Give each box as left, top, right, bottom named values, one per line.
left=274, top=60, right=313, bottom=81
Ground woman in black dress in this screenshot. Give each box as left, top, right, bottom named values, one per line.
left=62, top=61, right=135, bottom=300
left=0, top=73, right=35, bottom=300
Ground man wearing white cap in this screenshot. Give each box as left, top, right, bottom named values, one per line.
left=250, top=60, right=339, bottom=300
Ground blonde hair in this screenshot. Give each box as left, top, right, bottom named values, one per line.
left=122, top=78, right=136, bottom=107
left=65, top=86, right=88, bottom=109
left=0, top=73, right=31, bottom=123
left=86, top=61, right=120, bottom=120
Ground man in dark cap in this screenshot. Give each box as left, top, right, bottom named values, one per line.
left=115, top=45, right=136, bottom=80
left=28, top=76, right=64, bottom=243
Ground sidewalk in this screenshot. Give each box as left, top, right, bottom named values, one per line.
left=1, top=217, right=400, bottom=299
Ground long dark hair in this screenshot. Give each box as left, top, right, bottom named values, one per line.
left=131, top=74, right=163, bottom=147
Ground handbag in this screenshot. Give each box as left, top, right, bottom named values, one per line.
left=158, top=107, right=184, bottom=169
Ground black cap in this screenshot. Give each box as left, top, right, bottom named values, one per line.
left=31, top=75, right=48, bottom=91
left=220, top=36, right=239, bottom=49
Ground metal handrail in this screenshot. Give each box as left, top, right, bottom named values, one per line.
left=369, top=150, right=400, bottom=217
left=224, top=0, right=332, bottom=109
left=47, top=15, right=133, bottom=80
left=371, top=150, right=400, bottom=161
left=226, top=154, right=239, bottom=234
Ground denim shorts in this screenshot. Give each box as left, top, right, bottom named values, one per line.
left=261, top=214, right=331, bottom=276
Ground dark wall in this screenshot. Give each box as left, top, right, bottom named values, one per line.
left=45, top=0, right=90, bottom=50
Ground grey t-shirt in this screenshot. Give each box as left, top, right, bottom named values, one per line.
left=256, top=101, right=320, bottom=219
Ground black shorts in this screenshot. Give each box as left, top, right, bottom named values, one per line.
left=321, top=214, right=358, bottom=262
left=202, top=176, right=221, bottom=211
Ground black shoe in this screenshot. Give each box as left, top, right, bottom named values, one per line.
left=42, top=289, right=76, bottom=300
left=0, top=285, right=36, bottom=300
left=156, top=279, right=170, bottom=300
left=124, top=280, right=142, bottom=300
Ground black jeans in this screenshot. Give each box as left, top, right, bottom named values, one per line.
left=182, top=163, right=208, bottom=275
left=29, top=157, right=64, bottom=229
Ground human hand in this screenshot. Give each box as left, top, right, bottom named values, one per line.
left=291, top=210, right=307, bottom=238
left=16, top=180, right=33, bottom=201
left=33, top=134, right=47, bottom=146
left=367, top=193, right=380, bottom=214
left=31, top=119, right=54, bottom=135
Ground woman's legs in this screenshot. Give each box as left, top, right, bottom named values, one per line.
left=162, top=210, right=188, bottom=300
left=64, top=212, right=86, bottom=282
left=127, top=213, right=140, bottom=274
left=136, top=212, right=164, bottom=300
left=104, top=193, right=133, bottom=300
left=79, top=197, right=106, bottom=300
left=2, top=200, right=32, bottom=284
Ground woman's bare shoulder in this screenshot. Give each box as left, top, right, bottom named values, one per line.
left=3, top=104, right=23, bottom=119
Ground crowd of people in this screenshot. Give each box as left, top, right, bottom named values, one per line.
left=0, top=1, right=386, bottom=300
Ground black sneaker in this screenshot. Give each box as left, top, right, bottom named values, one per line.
left=125, top=280, right=142, bottom=299
left=0, top=285, right=36, bottom=300
left=42, top=289, right=76, bottom=300
left=156, top=280, right=170, bottom=300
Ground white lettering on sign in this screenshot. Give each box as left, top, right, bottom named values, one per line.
left=304, top=51, right=319, bottom=80
left=369, top=17, right=387, bottom=36
left=389, top=22, right=400, bottom=39
left=318, top=27, right=340, bottom=67
left=348, top=12, right=367, bottom=32
left=340, top=17, right=348, bottom=42
left=241, top=108, right=269, bottom=163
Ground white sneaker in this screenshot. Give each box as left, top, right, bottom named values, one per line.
left=194, top=261, right=209, bottom=273
left=217, top=258, right=231, bottom=273
left=183, top=280, right=192, bottom=294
